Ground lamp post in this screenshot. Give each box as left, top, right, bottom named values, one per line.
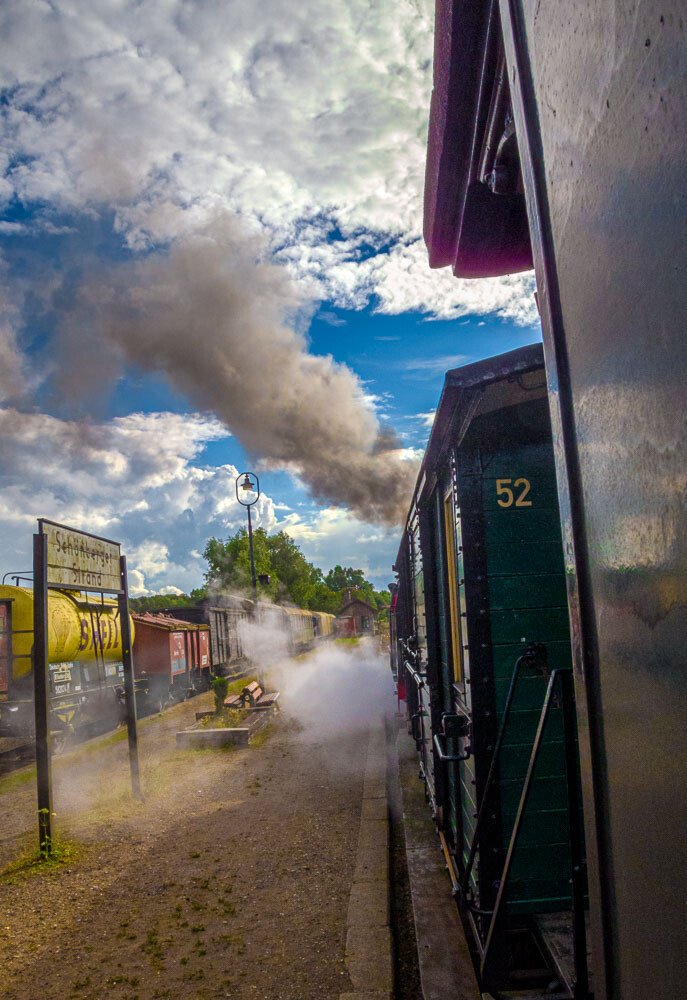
left=236, top=472, right=260, bottom=607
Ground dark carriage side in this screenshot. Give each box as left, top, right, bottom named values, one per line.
left=394, top=344, right=589, bottom=994
left=422, top=3, right=687, bottom=996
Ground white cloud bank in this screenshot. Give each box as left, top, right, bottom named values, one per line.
left=0, top=407, right=403, bottom=594
left=278, top=507, right=402, bottom=590
left=0, top=1, right=538, bottom=590
left=1, top=0, right=537, bottom=324
left=0, top=408, right=277, bottom=595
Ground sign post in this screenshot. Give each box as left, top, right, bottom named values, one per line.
left=117, top=556, right=140, bottom=798
left=32, top=532, right=53, bottom=856
left=32, top=520, right=141, bottom=854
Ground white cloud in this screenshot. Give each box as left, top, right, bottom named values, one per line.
left=414, top=410, right=436, bottom=429
left=0, top=408, right=278, bottom=595
left=278, top=507, right=399, bottom=589
left=1, top=0, right=537, bottom=324
left=402, top=353, right=473, bottom=376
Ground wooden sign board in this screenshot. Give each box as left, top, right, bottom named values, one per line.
left=39, top=519, right=122, bottom=593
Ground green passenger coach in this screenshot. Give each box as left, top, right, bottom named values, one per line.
left=394, top=343, right=589, bottom=996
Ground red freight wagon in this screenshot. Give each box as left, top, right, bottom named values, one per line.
left=132, top=613, right=211, bottom=707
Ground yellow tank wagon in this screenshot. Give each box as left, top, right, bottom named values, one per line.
left=0, top=585, right=135, bottom=739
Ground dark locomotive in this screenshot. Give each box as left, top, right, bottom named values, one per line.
left=395, top=2, right=687, bottom=999
left=393, top=345, right=588, bottom=996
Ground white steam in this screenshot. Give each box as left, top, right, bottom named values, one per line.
left=278, top=639, right=396, bottom=738
left=60, top=213, right=418, bottom=524
left=238, top=613, right=396, bottom=737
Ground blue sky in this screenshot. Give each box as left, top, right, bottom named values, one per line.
left=0, top=0, right=539, bottom=594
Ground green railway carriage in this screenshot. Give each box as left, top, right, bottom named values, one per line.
left=394, top=344, right=588, bottom=994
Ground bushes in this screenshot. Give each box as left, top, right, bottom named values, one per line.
left=211, top=676, right=229, bottom=714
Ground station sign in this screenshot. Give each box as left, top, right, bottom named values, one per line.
left=39, top=519, right=122, bottom=593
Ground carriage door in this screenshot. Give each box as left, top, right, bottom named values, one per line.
left=410, top=513, right=434, bottom=794
left=439, top=471, right=471, bottom=854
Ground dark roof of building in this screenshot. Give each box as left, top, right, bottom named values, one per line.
left=337, top=597, right=377, bottom=617
left=132, top=612, right=208, bottom=632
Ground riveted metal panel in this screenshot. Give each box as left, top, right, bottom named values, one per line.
left=499, top=3, right=687, bottom=996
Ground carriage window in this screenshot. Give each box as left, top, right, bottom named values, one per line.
left=444, top=492, right=464, bottom=684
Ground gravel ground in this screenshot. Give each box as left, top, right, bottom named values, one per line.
left=0, top=691, right=371, bottom=999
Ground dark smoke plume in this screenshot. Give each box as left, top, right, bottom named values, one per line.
left=61, top=214, right=417, bottom=523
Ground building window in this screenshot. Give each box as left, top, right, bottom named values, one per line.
left=361, top=617, right=370, bottom=630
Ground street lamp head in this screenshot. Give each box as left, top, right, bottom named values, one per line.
left=236, top=471, right=260, bottom=507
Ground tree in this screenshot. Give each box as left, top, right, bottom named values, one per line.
left=129, top=590, right=206, bottom=613
left=265, top=531, right=318, bottom=608
left=203, top=528, right=340, bottom=611
left=309, top=581, right=342, bottom=614
left=136, top=540, right=387, bottom=620
left=203, top=528, right=277, bottom=599
left=325, top=564, right=378, bottom=607
left=325, top=565, right=368, bottom=593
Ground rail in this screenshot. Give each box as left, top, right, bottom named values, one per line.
left=476, top=660, right=591, bottom=1000
left=460, top=643, right=545, bottom=901
left=433, top=730, right=471, bottom=763
left=403, top=659, right=426, bottom=690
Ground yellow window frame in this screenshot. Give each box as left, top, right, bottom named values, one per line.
left=443, top=490, right=464, bottom=684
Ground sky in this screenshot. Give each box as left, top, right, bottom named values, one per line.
left=0, top=0, right=540, bottom=595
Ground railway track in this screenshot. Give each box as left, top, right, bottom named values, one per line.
left=0, top=665, right=252, bottom=777
left=0, top=737, right=34, bottom=774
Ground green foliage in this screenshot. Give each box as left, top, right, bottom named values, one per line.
left=1, top=830, right=80, bottom=881
left=266, top=531, right=320, bottom=608
left=204, top=529, right=276, bottom=598
left=203, top=528, right=342, bottom=612
left=200, top=707, right=246, bottom=729
left=325, top=565, right=368, bottom=593
left=325, top=565, right=391, bottom=617
left=136, top=532, right=390, bottom=620
left=211, top=676, right=230, bottom=714
left=129, top=589, right=206, bottom=613
left=309, top=581, right=342, bottom=614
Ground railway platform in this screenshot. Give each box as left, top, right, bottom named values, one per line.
left=0, top=658, right=400, bottom=1000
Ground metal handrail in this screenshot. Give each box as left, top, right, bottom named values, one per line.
left=481, top=666, right=590, bottom=1000
left=433, top=732, right=471, bottom=762
left=460, top=643, right=545, bottom=901
left=2, top=571, right=33, bottom=585
left=404, top=659, right=426, bottom=689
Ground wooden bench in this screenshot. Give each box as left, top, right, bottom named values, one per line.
left=242, top=681, right=280, bottom=712
left=223, top=693, right=243, bottom=710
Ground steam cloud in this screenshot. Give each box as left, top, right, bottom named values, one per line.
left=62, top=214, right=417, bottom=524
left=237, top=612, right=396, bottom=738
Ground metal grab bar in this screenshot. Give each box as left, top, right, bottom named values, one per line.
left=433, top=732, right=472, bottom=762
left=460, top=643, right=545, bottom=900
left=410, top=710, right=426, bottom=747
left=481, top=668, right=587, bottom=991
left=404, top=659, right=426, bottom=689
